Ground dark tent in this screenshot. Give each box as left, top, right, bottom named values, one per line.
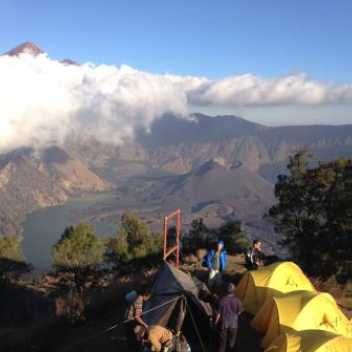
left=143, top=261, right=213, bottom=351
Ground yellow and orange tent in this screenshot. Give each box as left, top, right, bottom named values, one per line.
left=235, top=262, right=316, bottom=314
left=264, top=330, right=352, bottom=352
left=251, top=290, right=349, bottom=348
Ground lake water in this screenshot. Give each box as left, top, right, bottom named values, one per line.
left=22, top=194, right=117, bottom=275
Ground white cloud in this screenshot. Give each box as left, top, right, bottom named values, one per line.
left=167, top=72, right=352, bottom=108
left=0, top=53, right=352, bottom=153
left=0, top=53, right=188, bottom=153
left=171, top=73, right=334, bottom=106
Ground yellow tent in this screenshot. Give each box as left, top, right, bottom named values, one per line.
left=251, top=290, right=349, bottom=348
left=264, top=330, right=352, bottom=352
left=235, top=262, right=316, bottom=314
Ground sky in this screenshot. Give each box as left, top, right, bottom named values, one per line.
left=0, top=0, right=352, bottom=138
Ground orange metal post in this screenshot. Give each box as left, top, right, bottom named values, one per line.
left=163, top=209, right=181, bottom=268
left=164, top=216, right=168, bottom=260
left=176, top=210, right=180, bottom=267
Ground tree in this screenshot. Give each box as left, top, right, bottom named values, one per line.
left=107, top=212, right=163, bottom=264
left=0, top=236, right=32, bottom=284
left=218, top=220, right=250, bottom=254
left=51, top=224, right=104, bottom=294
left=182, top=218, right=248, bottom=254
left=266, top=151, right=351, bottom=279
left=182, top=218, right=217, bottom=253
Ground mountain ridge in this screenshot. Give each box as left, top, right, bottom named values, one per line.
left=1, top=112, right=351, bottom=239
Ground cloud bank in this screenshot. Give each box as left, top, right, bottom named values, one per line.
left=168, top=73, right=352, bottom=107
left=0, top=53, right=188, bottom=153
left=1, top=52, right=352, bottom=153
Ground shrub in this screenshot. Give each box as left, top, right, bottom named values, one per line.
left=106, top=212, right=163, bottom=264
left=0, top=236, right=32, bottom=284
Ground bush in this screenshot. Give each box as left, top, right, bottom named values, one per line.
left=106, top=212, right=163, bottom=264
left=182, top=218, right=217, bottom=253
left=182, top=218, right=249, bottom=255
left=0, top=236, right=32, bottom=284
left=54, top=290, right=86, bottom=323
left=218, top=220, right=250, bottom=254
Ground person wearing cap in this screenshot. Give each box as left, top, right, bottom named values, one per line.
left=204, top=241, right=226, bottom=289
left=124, top=286, right=151, bottom=352
left=214, top=283, right=243, bottom=352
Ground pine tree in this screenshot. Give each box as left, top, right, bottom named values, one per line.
left=51, top=223, right=104, bottom=293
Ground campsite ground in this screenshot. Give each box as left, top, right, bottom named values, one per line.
left=56, top=307, right=262, bottom=352
left=56, top=255, right=263, bottom=352
left=54, top=254, right=351, bottom=352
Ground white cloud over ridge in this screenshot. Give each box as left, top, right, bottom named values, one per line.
left=0, top=53, right=188, bottom=153
left=1, top=52, right=352, bottom=153
left=168, top=73, right=352, bottom=107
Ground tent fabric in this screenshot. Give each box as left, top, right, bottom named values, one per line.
left=251, top=290, right=349, bottom=348
left=264, top=330, right=352, bottom=352
left=235, top=262, right=316, bottom=314
left=143, top=261, right=213, bottom=330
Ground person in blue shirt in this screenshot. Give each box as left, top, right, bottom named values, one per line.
left=204, top=241, right=226, bottom=289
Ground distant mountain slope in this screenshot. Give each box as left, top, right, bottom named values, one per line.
left=128, top=113, right=352, bottom=180
left=69, top=158, right=277, bottom=250
left=0, top=147, right=112, bottom=236
left=146, top=158, right=274, bottom=204
left=1, top=112, right=350, bottom=238
left=136, top=158, right=277, bottom=247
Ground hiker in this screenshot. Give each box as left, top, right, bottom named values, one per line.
left=143, top=325, right=173, bottom=352
left=204, top=241, right=226, bottom=288
left=124, top=286, right=152, bottom=352
left=245, top=239, right=262, bottom=270
left=214, top=283, right=243, bottom=352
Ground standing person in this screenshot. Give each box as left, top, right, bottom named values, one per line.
left=214, top=283, right=243, bottom=352
left=124, top=287, right=151, bottom=352
left=204, top=241, right=226, bottom=289
left=245, top=240, right=262, bottom=270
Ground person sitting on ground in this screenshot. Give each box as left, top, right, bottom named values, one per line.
left=245, top=239, right=262, bottom=270
left=143, top=325, right=173, bottom=352
left=124, top=286, right=152, bottom=352
left=214, top=283, right=243, bottom=352
left=204, top=241, right=226, bottom=289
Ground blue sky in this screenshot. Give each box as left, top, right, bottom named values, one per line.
left=1, top=0, right=352, bottom=125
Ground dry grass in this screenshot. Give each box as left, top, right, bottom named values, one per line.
left=0, top=269, right=157, bottom=352
left=0, top=316, right=68, bottom=352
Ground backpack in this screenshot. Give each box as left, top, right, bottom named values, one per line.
left=245, top=248, right=254, bottom=265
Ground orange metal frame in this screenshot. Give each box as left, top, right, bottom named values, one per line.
left=163, top=209, right=181, bottom=268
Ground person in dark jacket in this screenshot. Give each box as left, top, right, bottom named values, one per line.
left=204, top=241, right=226, bottom=288
left=214, top=283, right=243, bottom=352
left=245, top=239, right=262, bottom=270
